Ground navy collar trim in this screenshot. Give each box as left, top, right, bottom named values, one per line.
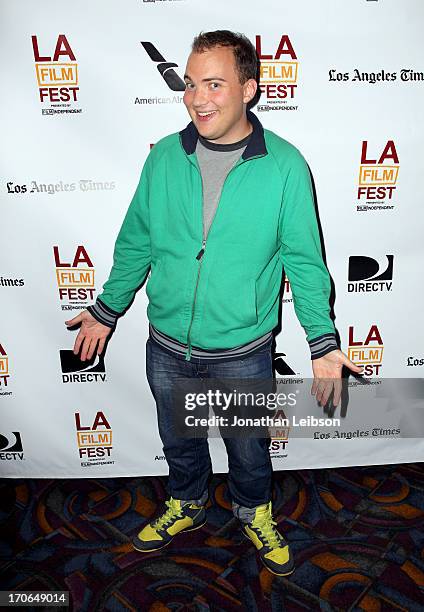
left=198, top=132, right=251, bottom=152
left=179, top=110, right=267, bottom=160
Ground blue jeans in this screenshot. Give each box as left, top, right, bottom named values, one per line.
left=146, top=336, right=274, bottom=518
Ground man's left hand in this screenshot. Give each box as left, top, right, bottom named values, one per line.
left=311, top=349, right=362, bottom=407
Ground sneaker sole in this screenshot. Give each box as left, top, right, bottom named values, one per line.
left=258, top=555, right=295, bottom=576
left=132, top=518, right=207, bottom=553
left=242, top=529, right=295, bottom=576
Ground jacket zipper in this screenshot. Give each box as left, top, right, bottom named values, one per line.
left=184, top=151, right=265, bottom=361
left=185, top=238, right=206, bottom=360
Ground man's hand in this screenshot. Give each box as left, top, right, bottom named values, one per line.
left=311, top=349, right=362, bottom=407
left=65, top=310, right=112, bottom=361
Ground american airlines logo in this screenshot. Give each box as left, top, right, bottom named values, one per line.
left=140, top=42, right=185, bottom=91
left=273, top=353, right=296, bottom=376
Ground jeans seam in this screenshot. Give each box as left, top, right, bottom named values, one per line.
left=195, top=438, right=200, bottom=500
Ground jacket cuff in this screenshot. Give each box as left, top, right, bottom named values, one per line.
left=87, top=298, right=120, bottom=328
left=308, top=333, right=338, bottom=360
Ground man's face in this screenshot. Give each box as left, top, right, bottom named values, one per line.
left=183, top=46, right=256, bottom=144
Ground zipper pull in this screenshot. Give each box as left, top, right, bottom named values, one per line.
left=185, top=343, right=192, bottom=361
left=196, top=240, right=206, bottom=260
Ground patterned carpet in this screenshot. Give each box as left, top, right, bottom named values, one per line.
left=1, top=463, right=423, bottom=611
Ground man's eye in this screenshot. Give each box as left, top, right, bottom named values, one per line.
left=210, top=82, right=220, bottom=89
left=185, top=82, right=194, bottom=90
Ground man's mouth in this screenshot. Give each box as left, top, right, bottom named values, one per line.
left=196, top=110, right=217, bottom=122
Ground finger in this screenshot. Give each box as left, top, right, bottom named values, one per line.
left=319, top=379, right=334, bottom=405
left=311, top=379, right=318, bottom=395
left=97, top=337, right=106, bottom=355
left=80, top=337, right=92, bottom=362
left=74, top=330, right=85, bottom=355
left=318, top=382, right=329, bottom=405
left=65, top=313, right=82, bottom=326
left=316, top=380, right=327, bottom=403
left=341, top=354, right=362, bottom=373
left=86, top=338, right=98, bottom=361
left=333, top=379, right=343, bottom=407
left=321, top=381, right=334, bottom=407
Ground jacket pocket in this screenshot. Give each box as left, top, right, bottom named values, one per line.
left=205, top=273, right=258, bottom=332
left=236, top=277, right=257, bottom=328
left=145, top=259, right=163, bottom=306
left=146, top=255, right=191, bottom=327
left=254, top=256, right=282, bottom=325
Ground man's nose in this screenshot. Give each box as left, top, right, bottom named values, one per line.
left=192, top=87, right=209, bottom=107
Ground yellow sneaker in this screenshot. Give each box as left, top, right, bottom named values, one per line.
left=243, top=502, right=294, bottom=576
left=132, top=497, right=206, bottom=552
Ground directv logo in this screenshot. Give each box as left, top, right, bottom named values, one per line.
left=60, top=350, right=106, bottom=383
left=0, top=432, right=24, bottom=460
left=348, top=255, right=393, bottom=293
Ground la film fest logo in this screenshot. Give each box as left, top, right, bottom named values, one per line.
left=269, top=409, right=290, bottom=459
left=135, top=42, right=185, bottom=106
left=54, top=246, right=96, bottom=311
left=348, top=255, right=393, bottom=293
left=348, top=324, right=384, bottom=376
left=256, top=35, right=299, bottom=113
left=357, top=140, right=399, bottom=211
left=75, top=411, right=114, bottom=467
left=0, top=432, right=24, bottom=461
left=60, top=350, right=106, bottom=384
left=0, top=343, right=12, bottom=397
left=31, top=34, right=82, bottom=115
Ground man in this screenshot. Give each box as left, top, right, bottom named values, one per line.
left=66, top=30, right=361, bottom=576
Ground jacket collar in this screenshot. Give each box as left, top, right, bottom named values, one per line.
left=179, top=110, right=267, bottom=160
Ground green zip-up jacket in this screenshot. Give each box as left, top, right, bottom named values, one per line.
left=88, top=111, right=337, bottom=360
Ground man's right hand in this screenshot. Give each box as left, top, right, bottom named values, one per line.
left=65, top=310, right=112, bottom=361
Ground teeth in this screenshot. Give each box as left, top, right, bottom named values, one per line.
left=198, top=111, right=215, bottom=117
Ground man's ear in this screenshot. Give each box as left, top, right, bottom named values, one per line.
left=243, top=78, right=258, bottom=104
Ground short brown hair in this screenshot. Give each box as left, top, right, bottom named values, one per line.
left=192, top=30, right=259, bottom=85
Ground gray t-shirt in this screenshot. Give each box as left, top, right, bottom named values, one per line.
left=196, top=133, right=250, bottom=238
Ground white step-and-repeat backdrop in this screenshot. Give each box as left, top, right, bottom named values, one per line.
left=2, top=0, right=424, bottom=477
